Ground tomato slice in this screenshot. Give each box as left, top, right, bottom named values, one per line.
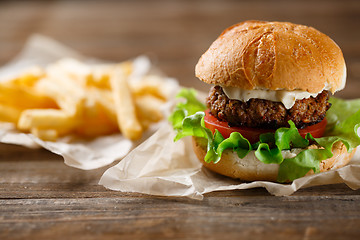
left=203, top=109, right=327, bottom=143
left=298, top=117, right=327, bottom=139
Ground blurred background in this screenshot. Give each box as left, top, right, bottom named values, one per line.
left=0, top=0, right=359, bottom=97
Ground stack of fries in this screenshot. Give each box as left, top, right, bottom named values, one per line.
left=0, top=58, right=173, bottom=141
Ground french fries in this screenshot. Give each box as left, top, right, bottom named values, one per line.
left=10, top=66, right=44, bottom=87
left=0, top=83, right=58, bottom=109
left=135, top=95, right=165, bottom=123
left=17, top=109, right=78, bottom=133
left=0, top=58, right=170, bottom=141
left=130, top=75, right=169, bottom=101
left=110, top=67, right=143, bottom=140
left=30, top=128, right=61, bottom=142
left=0, top=104, right=22, bottom=123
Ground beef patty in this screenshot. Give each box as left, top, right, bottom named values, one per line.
left=207, top=86, right=331, bottom=129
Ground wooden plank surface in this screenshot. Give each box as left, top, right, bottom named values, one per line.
left=0, top=0, right=360, bottom=239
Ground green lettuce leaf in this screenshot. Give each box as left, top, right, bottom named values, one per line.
left=173, top=111, right=206, bottom=141
left=326, top=97, right=360, bottom=129
left=255, top=143, right=283, bottom=164
left=278, top=148, right=333, bottom=182
left=169, top=88, right=360, bottom=183
left=217, top=132, right=252, bottom=159
left=169, top=88, right=206, bottom=129
left=275, top=121, right=309, bottom=150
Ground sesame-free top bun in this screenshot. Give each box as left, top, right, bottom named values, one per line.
left=192, top=137, right=355, bottom=182
left=195, top=20, right=346, bottom=94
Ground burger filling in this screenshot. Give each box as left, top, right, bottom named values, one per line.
left=169, top=87, right=360, bottom=182
left=207, top=85, right=331, bottom=129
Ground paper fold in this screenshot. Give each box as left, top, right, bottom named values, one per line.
left=99, top=122, right=360, bottom=199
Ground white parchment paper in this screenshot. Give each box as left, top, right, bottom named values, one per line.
left=0, top=35, right=178, bottom=170
left=99, top=122, right=360, bottom=200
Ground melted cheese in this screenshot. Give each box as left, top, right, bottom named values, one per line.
left=222, top=66, right=347, bottom=109
left=222, top=87, right=319, bottom=109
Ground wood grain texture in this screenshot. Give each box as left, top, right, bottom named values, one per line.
left=0, top=0, right=360, bottom=239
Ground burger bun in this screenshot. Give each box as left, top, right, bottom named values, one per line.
left=195, top=21, right=346, bottom=94
left=192, top=136, right=355, bottom=182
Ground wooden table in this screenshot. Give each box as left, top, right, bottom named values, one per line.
left=1, top=0, right=360, bottom=239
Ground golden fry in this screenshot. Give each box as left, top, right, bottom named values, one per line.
left=34, top=78, right=82, bottom=114
left=87, top=64, right=113, bottom=89
left=9, top=66, right=45, bottom=87
left=135, top=95, right=164, bottom=123
left=55, top=58, right=90, bottom=85
left=0, top=83, right=58, bottom=109
left=31, top=128, right=61, bottom=142
left=75, top=99, right=118, bottom=137
left=110, top=67, right=143, bottom=140
left=87, top=61, right=132, bottom=89
left=87, top=88, right=117, bottom=125
left=130, top=75, right=168, bottom=100
left=17, top=109, right=79, bottom=132
left=0, top=104, right=22, bottom=123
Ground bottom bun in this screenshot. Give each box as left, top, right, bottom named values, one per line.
left=192, top=137, right=355, bottom=182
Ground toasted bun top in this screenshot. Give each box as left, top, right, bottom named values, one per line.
left=195, top=20, right=346, bottom=93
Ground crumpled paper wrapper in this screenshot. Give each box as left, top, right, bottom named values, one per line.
left=99, top=122, right=360, bottom=200
left=0, top=34, right=178, bottom=170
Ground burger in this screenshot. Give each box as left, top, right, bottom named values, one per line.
left=170, top=20, right=360, bottom=182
